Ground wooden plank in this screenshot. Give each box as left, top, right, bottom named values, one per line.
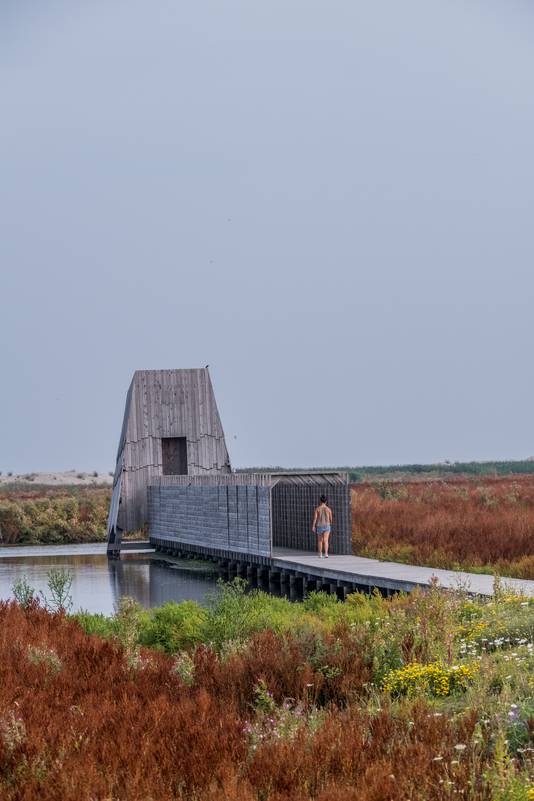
left=113, top=368, right=234, bottom=535
left=272, top=548, right=534, bottom=598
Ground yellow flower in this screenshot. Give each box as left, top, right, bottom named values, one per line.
left=383, top=662, right=478, bottom=698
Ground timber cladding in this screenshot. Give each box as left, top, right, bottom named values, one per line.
left=107, top=368, right=352, bottom=558
left=149, top=479, right=272, bottom=557
left=109, top=369, right=231, bottom=538
left=148, top=473, right=352, bottom=557
left=271, top=479, right=351, bottom=555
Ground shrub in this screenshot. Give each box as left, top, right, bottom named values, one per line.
left=75, top=610, right=117, bottom=639
left=139, top=600, right=207, bottom=652
left=114, top=597, right=147, bottom=659
left=202, top=578, right=276, bottom=649
left=172, top=652, right=196, bottom=685
left=0, top=502, right=32, bottom=543
left=40, top=568, right=73, bottom=613
left=12, top=576, right=35, bottom=608
left=0, top=487, right=110, bottom=544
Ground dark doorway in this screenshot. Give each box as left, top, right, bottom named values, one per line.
left=162, top=437, right=188, bottom=475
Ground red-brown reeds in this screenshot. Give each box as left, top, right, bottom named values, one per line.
left=0, top=601, right=493, bottom=801
left=352, top=476, right=534, bottom=578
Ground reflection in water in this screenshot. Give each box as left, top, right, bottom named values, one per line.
left=107, top=559, right=151, bottom=610
left=0, top=545, right=316, bottom=615
left=0, top=547, right=220, bottom=614
left=107, top=559, right=220, bottom=609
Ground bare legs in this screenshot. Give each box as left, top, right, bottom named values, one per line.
left=317, top=532, right=331, bottom=557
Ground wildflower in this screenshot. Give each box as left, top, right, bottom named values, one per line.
left=383, top=661, right=477, bottom=698
left=0, top=711, right=26, bottom=754
left=454, top=743, right=467, bottom=752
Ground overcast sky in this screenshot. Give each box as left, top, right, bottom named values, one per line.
left=1, top=0, right=534, bottom=473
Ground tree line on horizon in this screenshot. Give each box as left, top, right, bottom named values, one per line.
left=238, top=459, right=534, bottom=482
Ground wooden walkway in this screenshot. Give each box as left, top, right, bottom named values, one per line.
left=8, top=543, right=530, bottom=600
left=0, top=542, right=154, bottom=559
left=272, top=548, right=534, bottom=597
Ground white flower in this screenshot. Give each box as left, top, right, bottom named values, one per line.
left=454, top=743, right=467, bottom=751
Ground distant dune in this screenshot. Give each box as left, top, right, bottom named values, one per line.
left=0, top=470, right=113, bottom=487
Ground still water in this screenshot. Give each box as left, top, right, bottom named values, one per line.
left=0, top=544, right=221, bottom=614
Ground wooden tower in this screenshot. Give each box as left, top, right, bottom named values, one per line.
left=107, top=368, right=231, bottom=556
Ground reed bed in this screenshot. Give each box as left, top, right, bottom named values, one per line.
left=352, top=476, right=534, bottom=578
left=1, top=581, right=534, bottom=800
left=0, top=487, right=110, bottom=545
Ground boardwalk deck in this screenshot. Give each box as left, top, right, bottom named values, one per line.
left=5, top=543, right=530, bottom=600
left=272, top=548, right=534, bottom=597
left=0, top=542, right=155, bottom=559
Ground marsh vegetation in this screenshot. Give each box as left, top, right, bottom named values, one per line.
left=352, top=476, right=534, bottom=579
left=1, top=577, right=533, bottom=800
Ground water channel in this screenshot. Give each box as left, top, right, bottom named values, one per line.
left=0, top=544, right=223, bottom=614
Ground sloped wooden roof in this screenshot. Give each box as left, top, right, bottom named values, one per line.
left=107, top=368, right=231, bottom=550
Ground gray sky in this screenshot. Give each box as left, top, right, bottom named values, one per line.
left=1, top=0, right=534, bottom=473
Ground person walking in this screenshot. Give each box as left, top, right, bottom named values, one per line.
left=312, top=495, right=333, bottom=558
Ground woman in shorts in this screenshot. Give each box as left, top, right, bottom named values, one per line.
left=312, top=495, right=333, bottom=558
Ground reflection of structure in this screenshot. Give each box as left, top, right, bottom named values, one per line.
left=108, top=368, right=351, bottom=559
left=107, top=559, right=152, bottom=609
left=148, top=562, right=216, bottom=607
